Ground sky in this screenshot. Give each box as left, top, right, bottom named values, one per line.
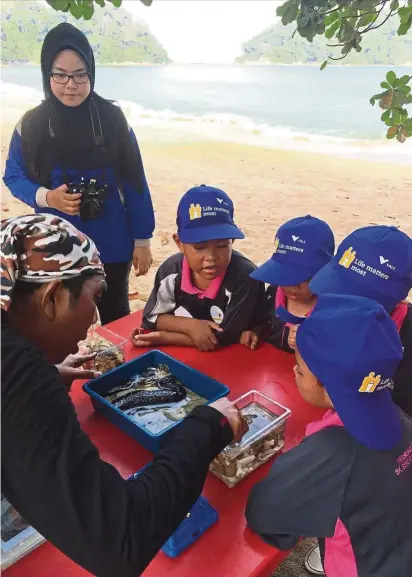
left=124, top=1, right=280, bottom=64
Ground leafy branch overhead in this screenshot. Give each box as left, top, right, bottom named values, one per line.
left=370, top=71, right=412, bottom=141
left=46, top=0, right=151, bottom=21
left=277, top=0, right=412, bottom=141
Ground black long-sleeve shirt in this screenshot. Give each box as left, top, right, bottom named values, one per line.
left=1, top=318, right=232, bottom=577
left=246, top=411, right=412, bottom=577
left=393, top=304, right=412, bottom=416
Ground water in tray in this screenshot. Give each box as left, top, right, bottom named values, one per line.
left=103, top=364, right=207, bottom=435
left=126, top=388, right=207, bottom=435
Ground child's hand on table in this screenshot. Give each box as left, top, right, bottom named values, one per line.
left=288, top=325, right=298, bottom=350
left=210, top=397, right=249, bottom=443
left=186, top=319, right=223, bottom=352
left=240, top=330, right=259, bottom=350
left=130, top=329, right=165, bottom=347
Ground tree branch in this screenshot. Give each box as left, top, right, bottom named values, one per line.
left=361, top=1, right=388, bottom=33
left=341, top=10, right=382, bottom=18
left=329, top=53, right=350, bottom=60
left=319, top=6, right=344, bottom=16
left=320, top=0, right=383, bottom=16
left=362, top=9, right=395, bottom=32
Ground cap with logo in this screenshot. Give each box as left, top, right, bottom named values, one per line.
left=176, top=185, right=245, bottom=243
left=277, top=294, right=403, bottom=451
left=310, top=226, right=412, bottom=313
left=250, top=215, right=335, bottom=286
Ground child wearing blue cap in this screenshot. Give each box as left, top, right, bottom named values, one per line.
left=130, top=185, right=265, bottom=351
left=242, top=215, right=335, bottom=352
left=246, top=294, right=412, bottom=577
left=310, top=225, right=412, bottom=417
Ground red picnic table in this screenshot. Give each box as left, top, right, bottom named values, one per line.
left=4, top=311, right=325, bottom=577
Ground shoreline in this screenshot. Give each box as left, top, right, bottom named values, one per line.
left=2, top=62, right=412, bottom=68
left=0, top=61, right=167, bottom=68
left=234, top=61, right=412, bottom=67
left=1, top=87, right=410, bottom=167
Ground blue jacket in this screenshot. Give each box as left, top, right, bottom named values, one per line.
left=3, top=123, right=155, bottom=264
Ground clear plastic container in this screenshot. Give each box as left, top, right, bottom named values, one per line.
left=210, top=390, right=291, bottom=488
left=1, top=495, right=45, bottom=570
left=81, top=326, right=127, bottom=375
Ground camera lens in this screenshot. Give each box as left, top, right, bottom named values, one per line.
left=80, top=199, right=101, bottom=221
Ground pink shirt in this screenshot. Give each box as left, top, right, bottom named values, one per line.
left=305, top=411, right=358, bottom=577
left=275, top=287, right=316, bottom=325
left=180, top=257, right=225, bottom=300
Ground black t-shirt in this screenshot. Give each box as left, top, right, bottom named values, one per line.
left=1, top=317, right=232, bottom=577
left=142, top=251, right=266, bottom=346
left=246, top=411, right=412, bottom=577
left=264, top=285, right=295, bottom=353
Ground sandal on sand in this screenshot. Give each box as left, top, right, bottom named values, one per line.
left=304, top=545, right=325, bottom=575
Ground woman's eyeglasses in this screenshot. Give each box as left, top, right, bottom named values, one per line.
left=51, top=72, right=90, bottom=85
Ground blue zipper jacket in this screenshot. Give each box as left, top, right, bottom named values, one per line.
left=3, top=122, right=155, bottom=264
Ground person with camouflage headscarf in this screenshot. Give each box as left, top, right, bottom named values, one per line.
left=1, top=216, right=246, bottom=577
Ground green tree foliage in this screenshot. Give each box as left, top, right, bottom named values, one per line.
left=0, top=0, right=169, bottom=65
left=46, top=0, right=151, bottom=21
left=274, top=0, right=412, bottom=141
left=370, top=71, right=412, bottom=141
left=237, top=19, right=412, bottom=65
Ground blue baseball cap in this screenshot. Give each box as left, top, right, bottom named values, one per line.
left=277, top=294, right=403, bottom=451
left=250, top=216, right=335, bottom=286
left=176, top=185, right=244, bottom=243
left=310, top=226, right=412, bottom=313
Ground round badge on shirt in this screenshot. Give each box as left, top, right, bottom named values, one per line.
left=210, top=305, right=224, bottom=325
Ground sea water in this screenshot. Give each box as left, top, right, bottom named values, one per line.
left=2, top=65, right=411, bottom=164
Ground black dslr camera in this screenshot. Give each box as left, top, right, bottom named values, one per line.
left=68, top=178, right=109, bottom=221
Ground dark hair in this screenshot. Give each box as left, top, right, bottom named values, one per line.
left=13, top=275, right=91, bottom=304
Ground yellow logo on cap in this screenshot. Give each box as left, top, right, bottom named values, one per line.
left=189, top=203, right=202, bottom=220
left=273, top=237, right=280, bottom=254
left=339, top=247, right=356, bottom=269
left=359, top=372, right=381, bottom=393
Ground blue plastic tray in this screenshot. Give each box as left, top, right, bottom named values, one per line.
left=162, top=496, right=218, bottom=558
left=83, top=349, right=229, bottom=453
left=128, top=466, right=218, bottom=558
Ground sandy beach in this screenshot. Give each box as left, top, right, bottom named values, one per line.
left=1, top=115, right=411, bottom=312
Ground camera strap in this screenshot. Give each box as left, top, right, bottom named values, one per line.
left=49, top=99, right=125, bottom=207
left=49, top=98, right=108, bottom=185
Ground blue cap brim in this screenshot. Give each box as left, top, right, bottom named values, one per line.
left=276, top=306, right=306, bottom=325
left=310, top=263, right=399, bottom=314
left=250, top=259, right=319, bottom=287
left=178, top=224, right=244, bottom=244
left=327, top=386, right=402, bottom=451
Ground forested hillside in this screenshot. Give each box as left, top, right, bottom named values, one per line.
left=236, top=20, right=412, bottom=65
left=1, top=1, right=170, bottom=65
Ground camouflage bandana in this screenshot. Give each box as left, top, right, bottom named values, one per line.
left=1, top=214, right=104, bottom=312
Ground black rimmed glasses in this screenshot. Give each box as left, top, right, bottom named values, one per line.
left=50, top=72, right=90, bottom=85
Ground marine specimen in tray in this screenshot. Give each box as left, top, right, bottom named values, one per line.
left=102, top=364, right=207, bottom=434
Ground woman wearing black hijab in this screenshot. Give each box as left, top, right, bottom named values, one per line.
left=3, top=23, right=155, bottom=325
